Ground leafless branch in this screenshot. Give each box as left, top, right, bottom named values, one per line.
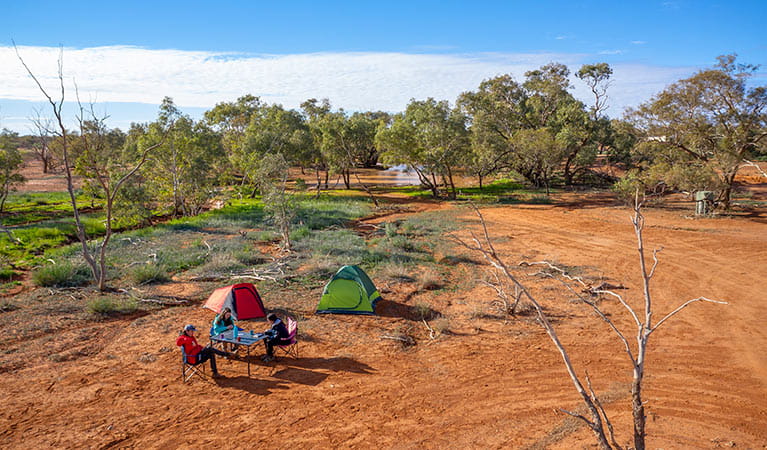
left=536, top=268, right=637, bottom=366
left=742, top=159, right=767, bottom=178
left=558, top=408, right=593, bottom=426
left=451, top=204, right=613, bottom=449
left=651, top=297, right=728, bottom=334
left=520, top=260, right=591, bottom=289
left=647, top=247, right=663, bottom=279
left=422, top=319, right=436, bottom=340
left=586, top=373, right=621, bottom=450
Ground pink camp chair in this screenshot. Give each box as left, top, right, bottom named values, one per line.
left=275, top=317, right=299, bottom=359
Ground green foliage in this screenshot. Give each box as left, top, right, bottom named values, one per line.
left=130, top=263, right=170, bottom=285
left=293, top=178, right=308, bottom=191
left=614, top=162, right=721, bottom=203
left=0, top=129, right=26, bottom=213
left=628, top=54, right=767, bottom=208
left=32, top=261, right=91, bottom=287
left=458, top=63, right=609, bottom=188
left=376, top=98, right=469, bottom=198
left=290, top=225, right=311, bottom=241
left=87, top=296, right=138, bottom=315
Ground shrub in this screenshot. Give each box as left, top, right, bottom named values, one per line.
left=384, top=222, right=398, bottom=238
left=88, top=296, right=138, bottom=315
left=0, top=267, right=15, bottom=280
left=32, top=261, right=91, bottom=287
left=413, top=301, right=438, bottom=321
left=377, top=262, right=416, bottom=283
left=130, top=263, right=170, bottom=285
left=431, top=318, right=450, bottom=335
left=234, top=250, right=268, bottom=266
left=293, top=178, right=308, bottom=191
left=418, top=267, right=443, bottom=290
left=290, top=225, right=311, bottom=241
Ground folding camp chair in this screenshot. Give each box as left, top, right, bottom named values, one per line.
left=275, top=317, right=299, bottom=360
left=181, top=347, right=208, bottom=383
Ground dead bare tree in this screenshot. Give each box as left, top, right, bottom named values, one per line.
left=29, top=108, right=56, bottom=174
left=452, top=196, right=725, bottom=449
left=15, top=44, right=166, bottom=290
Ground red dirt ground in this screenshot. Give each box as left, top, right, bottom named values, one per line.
left=0, top=164, right=766, bottom=449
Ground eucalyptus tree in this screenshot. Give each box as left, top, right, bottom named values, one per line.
left=254, top=153, right=295, bottom=251
left=300, top=98, right=332, bottom=194
left=73, top=113, right=169, bottom=290
left=525, top=63, right=600, bottom=186
left=376, top=98, right=469, bottom=199
left=0, top=129, right=25, bottom=214
left=458, top=75, right=528, bottom=188
left=576, top=62, right=613, bottom=120
left=204, top=94, right=263, bottom=161
left=143, top=98, right=223, bottom=216
left=314, top=111, right=380, bottom=189
left=629, top=55, right=767, bottom=209
left=240, top=103, right=311, bottom=196
left=460, top=64, right=600, bottom=188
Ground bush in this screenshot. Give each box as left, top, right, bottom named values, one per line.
left=0, top=267, right=15, bottom=281
left=290, top=225, right=311, bottom=241
left=32, top=261, right=91, bottom=287
left=377, top=262, right=416, bottom=283
left=384, top=222, right=398, bottom=238
left=130, top=263, right=170, bottom=285
left=88, top=296, right=138, bottom=315
left=418, top=267, right=443, bottom=290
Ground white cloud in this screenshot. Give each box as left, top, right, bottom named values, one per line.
left=630, top=40, right=647, bottom=45
left=0, top=45, right=697, bottom=125
left=598, top=49, right=623, bottom=55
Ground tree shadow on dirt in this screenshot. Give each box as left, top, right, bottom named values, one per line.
left=213, top=375, right=290, bottom=395
left=281, top=356, right=375, bottom=375
left=375, top=299, right=441, bottom=321
left=270, top=367, right=329, bottom=386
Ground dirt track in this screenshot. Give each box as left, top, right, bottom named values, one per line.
left=0, top=175, right=766, bottom=448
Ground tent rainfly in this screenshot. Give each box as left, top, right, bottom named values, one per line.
left=203, top=283, right=266, bottom=320
left=316, top=265, right=381, bottom=315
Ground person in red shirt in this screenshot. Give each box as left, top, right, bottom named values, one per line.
left=176, top=324, right=229, bottom=378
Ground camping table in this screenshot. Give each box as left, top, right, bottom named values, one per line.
left=209, top=330, right=266, bottom=376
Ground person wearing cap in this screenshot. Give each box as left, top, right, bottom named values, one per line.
left=261, top=313, right=290, bottom=362
left=176, top=324, right=229, bottom=378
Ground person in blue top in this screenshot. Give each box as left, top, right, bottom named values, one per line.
left=261, top=313, right=291, bottom=362
left=212, top=307, right=236, bottom=335
left=211, top=307, right=238, bottom=352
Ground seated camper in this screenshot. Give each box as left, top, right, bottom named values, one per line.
left=261, top=313, right=291, bottom=362
left=211, top=307, right=237, bottom=335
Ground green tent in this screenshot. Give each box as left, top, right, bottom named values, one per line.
left=316, top=265, right=381, bottom=315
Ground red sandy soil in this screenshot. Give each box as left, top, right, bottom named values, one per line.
left=0, top=164, right=766, bottom=449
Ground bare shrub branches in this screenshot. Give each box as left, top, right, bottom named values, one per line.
left=452, top=199, right=726, bottom=450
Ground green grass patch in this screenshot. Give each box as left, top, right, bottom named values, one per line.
left=130, top=263, right=170, bottom=285
left=88, top=296, right=138, bottom=315
left=32, top=261, right=92, bottom=287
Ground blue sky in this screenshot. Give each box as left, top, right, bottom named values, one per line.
left=1, top=0, right=765, bottom=132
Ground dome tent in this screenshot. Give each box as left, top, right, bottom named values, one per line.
left=316, top=265, right=381, bottom=315
left=202, top=283, right=266, bottom=320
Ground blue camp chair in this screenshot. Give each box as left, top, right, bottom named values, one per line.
left=181, top=346, right=207, bottom=383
